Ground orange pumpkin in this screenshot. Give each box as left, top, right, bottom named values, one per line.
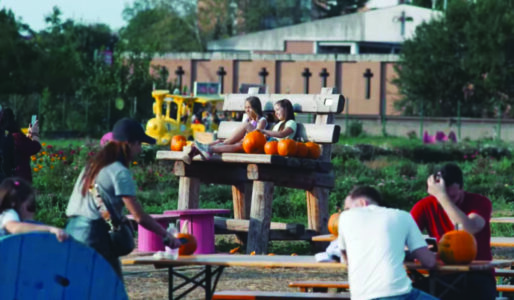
left=171, top=135, right=187, bottom=151
left=264, top=141, right=278, bottom=155
left=295, top=142, right=308, bottom=158
left=277, top=139, right=297, bottom=156
left=305, top=142, right=321, bottom=159
left=438, top=226, right=477, bottom=265
left=243, top=131, right=267, bottom=154
left=328, top=212, right=341, bottom=236
left=177, top=233, right=197, bottom=255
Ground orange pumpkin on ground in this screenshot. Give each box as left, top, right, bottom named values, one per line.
left=243, top=131, right=267, bottom=154
left=171, top=135, right=187, bottom=151
left=328, top=212, right=341, bottom=236
left=295, top=142, right=308, bottom=158
left=264, top=141, right=278, bottom=155
left=305, top=142, right=321, bottom=159
left=177, top=233, right=197, bottom=255
left=437, top=226, right=477, bottom=265
left=277, top=139, right=297, bottom=156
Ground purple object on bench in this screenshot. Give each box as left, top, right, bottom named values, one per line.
left=448, top=131, right=457, bottom=142
left=423, top=131, right=435, bottom=144
left=164, top=209, right=231, bottom=254
left=435, top=131, right=447, bottom=142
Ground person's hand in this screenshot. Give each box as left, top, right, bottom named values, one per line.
left=49, top=227, right=69, bottom=242
left=427, top=173, right=447, bottom=199
left=163, top=232, right=182, bottom=249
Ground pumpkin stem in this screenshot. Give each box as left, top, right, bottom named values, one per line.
left=455, top=223, right=461, bottom=230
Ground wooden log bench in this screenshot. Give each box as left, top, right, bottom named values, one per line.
left=288, top=281, right=349, bottom=293
left=0, top=232, right=128, bottom=299
left=157, top=88, right=344, bottom=254
left=212, top=290, right=351, bottom=300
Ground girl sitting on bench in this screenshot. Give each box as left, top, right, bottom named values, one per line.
left=257, top=98, right=296, bottom=140
left=0, top=177, right=68, bottom=241
left=188, top=96, right=268, bottom=161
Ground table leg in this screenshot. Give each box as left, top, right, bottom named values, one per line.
left=167, top=265, right=225, bottom=300
left=178, top=177, right=200, bottom=209
left=428, top=271, right=467, bottom=299
left=247, top=180, right=274, bottom=254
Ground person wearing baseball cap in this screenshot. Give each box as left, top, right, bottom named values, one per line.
left=65, top=118, right=180, bottom=279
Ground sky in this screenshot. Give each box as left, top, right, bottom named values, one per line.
left=1, top=0, right=133, bottom=31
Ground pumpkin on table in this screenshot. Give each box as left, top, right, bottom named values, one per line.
left=170, top=135, right=187, bottom=151
left=328, top=211, right=341, bottom=236
left=264, top=140, right=278, bottom=155
left=177, top=233, right=197, bottom=255
left=295, top=142, right=308, bottom=158
left=305, top=142, right=321, bottom=159
left=243, top=131, right=267, bottom=154
left=437, top=225, right=477, bottom=265
left=277, top=139, right=297, bottom=156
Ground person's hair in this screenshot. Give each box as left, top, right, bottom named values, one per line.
left=245, top=96, right=263, bottom=120
left=275, top=99, right=295, bottom=131
left=0, top=177, right=35, bottom=213
left=80, top=141, right=132, bottom=196
left=348, top=186, right=383, bottom=206
left=439, top=163, right=463, bottom=188
left=0, top=108, right=21, bottom=133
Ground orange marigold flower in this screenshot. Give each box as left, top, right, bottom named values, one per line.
left=33, top=168, right=39, bottom=172
left=31, top=156, right=36, bottom=161
left=132, top=161, right=138, bottom=165
left=41, top=142, right=46, bottom=146
left=41, top=151, right=47, bottom=155
left=50, top=165, right=54, bottom=169
left=62, top=156, right=67, bottom=161
left=51, top=158, right=55, bottom=162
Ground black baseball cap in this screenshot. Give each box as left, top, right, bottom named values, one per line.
left=112, top=118, right=156, bottom=145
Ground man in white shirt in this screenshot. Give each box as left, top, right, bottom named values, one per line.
left=338, top=186, right=437, bottom=300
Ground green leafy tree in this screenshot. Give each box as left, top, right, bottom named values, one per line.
left=395, top=0, right=514, bottom=117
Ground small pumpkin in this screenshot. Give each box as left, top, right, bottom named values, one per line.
left=171, top=135, right=187, bottom=151
left=264, top=141, right=278, bottom=155
left=295, top=142, right=308, bottom=158
left=305, top=142, right=321, bottom=159
left=243, top=131, right=267, bottom=154
left=277, top=139, right=297, bottom=156
left=328, top=211, right=341, bottom=236
left=438, top=225, right=477, bottom=265
left=177, top=233, right=197, bottom=255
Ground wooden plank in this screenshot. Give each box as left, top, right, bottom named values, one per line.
left=214, top=217, right=305, bottom=235
left=174, top=161, right=248, bottom=185
left=247, top=181, right=274, bottom=254
left=497, top=285, right=514, bottom=292
left=217, top=122, right=340, bottom=144
left=213, top=291, right=351, bottom=300
left=491, top=217, right=514, bottom=224
left=247, top=164, right=334, bottom=190
left=223, top=93, right=345, bottom=114
left=289, top=281, right=350, bottom=291
left=306, top=187, right=330, bottom=234
left=232, top=183, right=252, bottom=220
left=178, top=177, right=200, bottom=209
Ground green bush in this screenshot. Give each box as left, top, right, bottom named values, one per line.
left=346, top=120, right=363, bottom=137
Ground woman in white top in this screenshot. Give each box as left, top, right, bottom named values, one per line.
left=258, top=99, right=297, bottom=140
left=190, top=96, right=267, bottom=160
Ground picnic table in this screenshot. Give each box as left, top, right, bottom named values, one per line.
left=121, top=254, right=511, bottom=300
left=491, top=217, right=514, bottom=224
left=312, top=234, right=514, bottom=248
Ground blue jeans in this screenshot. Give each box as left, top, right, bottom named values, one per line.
left=373, top=288, right=439, bottom=300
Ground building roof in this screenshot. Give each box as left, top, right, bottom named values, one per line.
left=207, top=4, right=442, bottom=53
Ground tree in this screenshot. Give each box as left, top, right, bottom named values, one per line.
left=394, top=0, right=514, bottom=118
left=312, top=0, right=368, bottom=18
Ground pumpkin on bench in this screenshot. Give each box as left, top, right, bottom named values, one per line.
left=157, top=88, right=344, bottom=254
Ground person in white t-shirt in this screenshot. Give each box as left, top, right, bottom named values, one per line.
left=258, top=99, right=297, bottom=140
left=0, top=177, right=68, bottom=241
left=338, top=186, right=437, bottom=300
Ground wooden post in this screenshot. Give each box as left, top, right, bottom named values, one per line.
left=246, top=180, right=274, bottom=254
left=178, top=177, right=200, bottom=209
left=231, top=183, right=252, bottom=220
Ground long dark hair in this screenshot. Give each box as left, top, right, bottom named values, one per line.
left=80, top=141, right=131, bottom=196
left=246, top=96, right=263, bottom=119
left=0, top=108, right=21, bottom=133
left=0, top=177, right=35, bottom=213
left=275, top=99, right=295, bottom=131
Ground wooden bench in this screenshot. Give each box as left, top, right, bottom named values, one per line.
left=289, top=281, right=349, bottom=293
left=0, top=232, right=128, bottom=299
left=157, top=88, right=344, bottom=254
left=212, top=290, right=351, bottom=300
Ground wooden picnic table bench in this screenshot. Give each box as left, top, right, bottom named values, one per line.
left=212, top=290, right=351, bottom=300
left=157, top=88, right=344, bottom=254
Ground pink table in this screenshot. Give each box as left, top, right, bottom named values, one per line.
left=164, top=209, right=231, bottom=254
left=128, top=214, right=178, bottom=252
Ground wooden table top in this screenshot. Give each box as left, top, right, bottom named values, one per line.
left=312, top=234, right=514, bottom=247
left=491, top=217, right=514, bottom=224
left=122, top=254, right=512, bottom=272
